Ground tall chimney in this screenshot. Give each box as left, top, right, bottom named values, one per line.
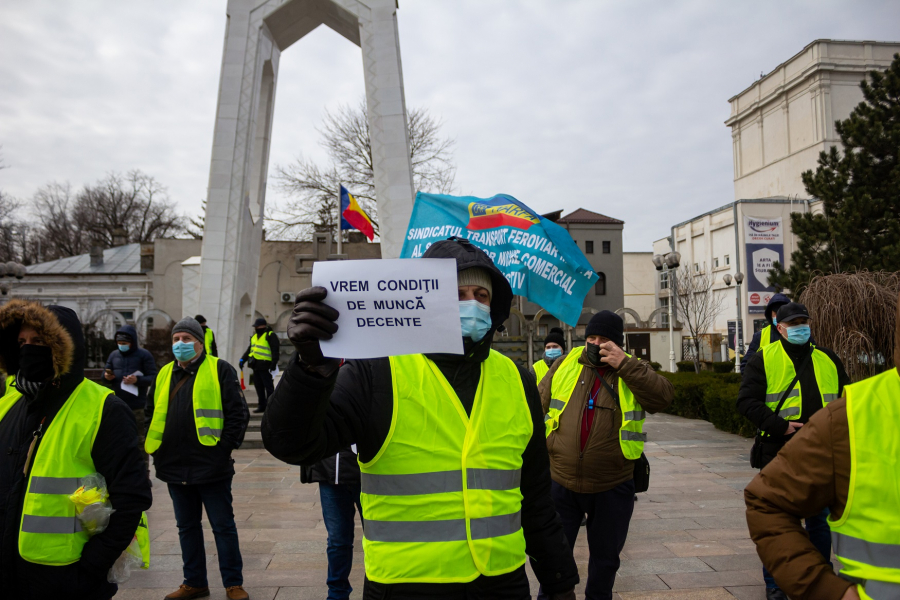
left=90, top=246, right=103, bottom=267
left=112, top=228, right=127, bottom=247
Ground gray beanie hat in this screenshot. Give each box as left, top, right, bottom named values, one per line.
left=172, top=316, right=205, bottom=343
left=457, top=267, right=493, bottom=298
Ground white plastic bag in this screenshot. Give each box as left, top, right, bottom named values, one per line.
left=68, top=473, right=115, bottom=535
left=107, top=537, right=143, bottom=583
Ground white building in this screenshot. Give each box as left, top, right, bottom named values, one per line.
left=655, top=39, right=900, bottom=358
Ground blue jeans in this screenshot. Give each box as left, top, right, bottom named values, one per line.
left=319, top=482, right=362, bottom=600
left=168, top=478, right=243, bottom=587
left=763, top=508, right=831, bottom=589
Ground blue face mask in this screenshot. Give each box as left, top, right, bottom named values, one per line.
left=545, top=348, right=562, bottom=361
left=785, top=324, right=811, bottom=345
left=771, top=317, right=777, bottom=326
left=117, top=344, right=130, bottom=353
left=172, top=341, right=198, bottom=361
left=459, top=300, right=492, bottom=342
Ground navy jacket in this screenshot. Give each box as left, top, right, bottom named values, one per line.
left=104, top=325, right=158, bottom=410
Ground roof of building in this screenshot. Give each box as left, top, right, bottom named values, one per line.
left=26, top=243, right=142, bottom=275
left=557, top=208, right=624, bottom=225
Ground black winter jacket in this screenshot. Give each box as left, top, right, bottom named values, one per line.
left=147, top=353, right=249, bottom=485
left=262, top=239, right=579, bottom=598
left=103, top=324, right=158, bottom=410
left=0, top=303, right=152, bottom=600
left=301, top=448, right=360, bottom=486
left=241, top=328, right=280, bottom=371
left=737, top=339, right=849, bottom=467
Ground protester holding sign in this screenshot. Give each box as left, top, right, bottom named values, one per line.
left=262, top=238, right=578, bottom=600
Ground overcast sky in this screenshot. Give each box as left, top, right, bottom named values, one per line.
left=1, top=1, right=898, bottom=251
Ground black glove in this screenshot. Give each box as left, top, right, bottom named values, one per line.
left=287, top=286, right=340, bottom=366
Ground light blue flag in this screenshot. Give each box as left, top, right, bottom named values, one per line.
left=400, top=192, right=598, bottom=326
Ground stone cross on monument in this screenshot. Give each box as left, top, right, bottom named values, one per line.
left=197, top=0, right=415, bottom=363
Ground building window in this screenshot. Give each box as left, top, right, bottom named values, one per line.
left=595, top=272, right=606, bottom=296
left=725, top=255, right=730, bottom=265
left=119, top=310, right=134, bottom=322
left=714, top=257, right=719, bottom=268
left=659, top=271, right=669, bottom=290
left=602, top=241, right=611, bottom=254
left=660, top=297, right=669, bottom=327
left=585, top=240, right=594, bottom=254
left=694, top=263, right=700, bottom=273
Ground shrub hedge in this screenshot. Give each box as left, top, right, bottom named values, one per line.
left=712, top=361, right=737, bottom=373
left=675, top=360, right=696, bottom=372
left=659, top=372, right=754, bottom=437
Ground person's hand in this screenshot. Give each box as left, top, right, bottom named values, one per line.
left=103, top=371, right=115, bottom=381
left=551, top=589, right=576, bottom=600
left=287, top=287, right=340, bottom=366
left=122, top=374, right=138, bottom=385
left=786, top=421, right=804, bottom=435
left=599, top=341, right=626, bottom=369
left=841, top=585, right=860, bottom=600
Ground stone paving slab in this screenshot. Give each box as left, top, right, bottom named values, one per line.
left=122, top=411, right=767, bottom=599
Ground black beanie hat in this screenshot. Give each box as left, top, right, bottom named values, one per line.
left=544, top=327, right=566, bottom=351
left=585, top=310, right=624, bottom=347
left=253, top=317, right=267, bottom=328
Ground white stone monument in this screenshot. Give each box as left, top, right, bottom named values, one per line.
left=197, top=0, right=416, bottom=362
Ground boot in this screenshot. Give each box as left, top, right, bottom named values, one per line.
left=165, top=585, right=210, bottom=599
left=226, top=586, right=250, bottom=600
left=765, top=589, right=788, bottom=600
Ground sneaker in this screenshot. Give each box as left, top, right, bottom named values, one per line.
left=165, top=585, right=210, bottom=599
left=226, top=586, right=250, bottom=600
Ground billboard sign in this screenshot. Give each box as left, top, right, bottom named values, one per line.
left=744, top=217, right=784, bottom=314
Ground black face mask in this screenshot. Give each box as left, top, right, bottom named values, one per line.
left=585, top=342, right=601, bottom=366
left=19, top=345, right=56, bottom=382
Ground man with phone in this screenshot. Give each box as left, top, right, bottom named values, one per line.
left=736, top=302, right=850, bottom=599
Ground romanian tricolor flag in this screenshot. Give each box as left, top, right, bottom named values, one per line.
left=340, top=185, right=375, bottom=241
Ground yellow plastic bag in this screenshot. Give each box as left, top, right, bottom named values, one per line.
left=68, top=473, right=115, bottom=535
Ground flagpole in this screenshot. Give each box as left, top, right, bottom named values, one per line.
left=337, top=184, right=343, bottom=256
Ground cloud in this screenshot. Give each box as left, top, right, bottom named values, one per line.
left=1, top=0, right=898, bottom=251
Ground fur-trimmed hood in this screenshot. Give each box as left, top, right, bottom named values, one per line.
left=0, top=299, right=78, bottom=379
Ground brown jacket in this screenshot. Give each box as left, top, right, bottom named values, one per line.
left=539, top=349, right=674, bottom=493
left=744, top=398, right=854, bottom=600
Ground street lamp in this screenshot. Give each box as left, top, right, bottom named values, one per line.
left=723, top=271, right=745, bottom=372
left=652, top=251, right=681, bottom=372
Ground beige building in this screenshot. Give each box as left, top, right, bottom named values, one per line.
left=727, top=39, right=900, bottom=201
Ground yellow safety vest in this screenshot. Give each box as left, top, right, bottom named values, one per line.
left=203, top=327, right=215, bottom=357
left=828, top=368, right=900, bottom=600
left=0, top=375, right=22, bottom=421
left=759, top=325, right=774, bottom=349
left=544, top=346, right=646, bottom=459
left=533, top=359, right=550, bottom=385
left=249, top=332, right=272, bottom=362
left=145, top=356, right=223, bottom=453
left=0, top=379, right=149, bottom=567
left=762, top=342, right=839, bottom=421
left=359, top=350, right=532, bottom=584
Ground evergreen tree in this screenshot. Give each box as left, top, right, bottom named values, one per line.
left=770, top=53, right=900, bottom=294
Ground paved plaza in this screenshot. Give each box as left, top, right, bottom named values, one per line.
left=120, top=398, right=768, bottom=600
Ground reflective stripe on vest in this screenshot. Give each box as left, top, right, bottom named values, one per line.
left=759, top=325, right=774, bottom=349
left=359, top=350, right=532, bottom=584
left=544, top=346, right=646, bottom=459
left=15, top=379, right=107, bottom=565
left=0, top=376, right=23, bottom=422
left=250, top=332, right=272, bottom=361
left=762, top=342, right=840, bottom=421
left=828, top=368, right=900, bottom=596
left=533, top=360, right=550, bottom=385
left=145, top=356, right=223, bottom=453
left=203, top=327, right=215, bottom=356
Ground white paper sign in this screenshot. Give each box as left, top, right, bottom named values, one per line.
left=312, top=258, right=463, bottom=359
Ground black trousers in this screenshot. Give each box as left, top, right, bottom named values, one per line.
left=363, top=566, right=531, bottom=599
left=539, top=479, right=636, bottom=600
left=252, top=368, right=274, bottom=411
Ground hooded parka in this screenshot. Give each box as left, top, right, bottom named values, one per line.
left=261, top=238, right=579, bottom=599
left=0, top=300, right=152, bottom=600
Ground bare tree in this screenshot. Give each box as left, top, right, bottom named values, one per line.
left=269, top=100, right=456, bottom=240
left=32, top=171, right=185, bottom=260
left=673, top=264, right=726, bottom=373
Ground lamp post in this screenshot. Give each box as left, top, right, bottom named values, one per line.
left=652, top=251, right=681, bottom=372
left=723, top=271, right=745, bottom=373
left=0, top=261, right=27, bottom=297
